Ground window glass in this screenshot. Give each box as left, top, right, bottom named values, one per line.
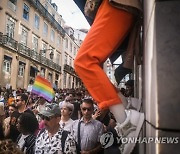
left=43, top=22, right=48, bottom=36
left=34, top=14, right=40, bottom=29
left=18, top=64, right=25, bottom=76
left=21, top=26, right=28, bottom=46
left=3, top=60, right=11, bottom=73
left=6, top=16, right=15, bottom=38
left=23, top=4, right=29, bottom=20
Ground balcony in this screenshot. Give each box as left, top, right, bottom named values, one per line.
left=0, top=35, right=18, bottom=51
left=64, top=64, right=76, bottom=76
left=0, top=36, right=61, bottom=72
left=18, top=43, right=61, bottom=72
left=26, top=0, right=65, bottom=37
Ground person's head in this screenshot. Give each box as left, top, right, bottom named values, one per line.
left=38, top=97, right=46, bottom=105
left=39, top=103, right=61, bottom=132
left=8, top=104, right=17, bottom=117
left=16, top=94, right=28, bottom=108
left=125, top=80, right=134, bottom=97
left=10, top=111, right=21, bottom=126
left=17, top=112, right=38, bottom=135
left=64, top=95, right=73, bottom=103
left=80, top=99, right=94, bottom=120
left=61, top=102, right=74, bottom=117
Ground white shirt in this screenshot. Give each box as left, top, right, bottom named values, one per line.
left=18, top=134, right=29, bottom=149
left=60, top=118, right=74, bottom=132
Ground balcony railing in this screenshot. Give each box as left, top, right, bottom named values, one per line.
left=0, top=35, right=18, bottom=51
left=0, top=36, right=61, bottom=72
left=18, top=43, right=31, bottom=57
left=64, top=64, right=76, bottom=75
left=18, top=43, right=61, bottom=72
left=26, top=0, right=65, bottom=37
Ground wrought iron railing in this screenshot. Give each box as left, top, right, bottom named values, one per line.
left=26, top=0, right=65, bottom=37
left=0, top=35, right=18, bottom=50
left=64, top=64, right=76, bottom=75
left=0, top=36, right=61, bottom=72
left=18, top=43, right=61, bottom=72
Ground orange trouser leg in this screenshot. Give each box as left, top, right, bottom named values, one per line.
left=74, top=0, right=134, bottom=109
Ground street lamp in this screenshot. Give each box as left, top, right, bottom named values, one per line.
left=40, top=49, right=54, bottom=60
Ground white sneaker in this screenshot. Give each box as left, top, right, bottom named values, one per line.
left=115, top=109, right=144, bottom=154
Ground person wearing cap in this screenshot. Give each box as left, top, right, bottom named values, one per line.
left=35, top=103, right=77, bottom=154
left=60, top=101, right=74, bottom=132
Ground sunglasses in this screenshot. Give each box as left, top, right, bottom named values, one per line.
left=82, top=107, right=92, bottom=111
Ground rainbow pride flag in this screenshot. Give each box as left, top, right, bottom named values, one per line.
left=31, top=75, right=55, bottom=102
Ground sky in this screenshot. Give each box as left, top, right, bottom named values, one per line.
left=52, top=0, right=90, bottom=29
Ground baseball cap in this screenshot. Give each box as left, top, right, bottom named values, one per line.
left=39, top=103, right=61, bottom=117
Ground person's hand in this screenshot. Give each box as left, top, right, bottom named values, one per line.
left=92, top=109, right=101, bottom=119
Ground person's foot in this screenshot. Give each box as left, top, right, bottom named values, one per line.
left=115, top=109, right=144, bottom=154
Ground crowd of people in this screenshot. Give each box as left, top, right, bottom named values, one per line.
left=0, top=80, right=140, bottom=154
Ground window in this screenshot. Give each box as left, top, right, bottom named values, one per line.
left=9, top=0, right=17, bottom=5
left=23, top=4, right=29, bottom=20
left=41, top=42, right=47, bottom=57
left=48, top=73, right=52, bottom=82
left=51, top=29, right=55, bottom=42
left=55, top=74, right=59, bottom=80
left=30, top=66, right=37, bottom=77
left=34, top=14, right=40, bottom=29
left=49, top=46, right=54, bottom=60
left=69, top=58, right=72, bottom=66
left=8, top=0, right=17, bottom=11
left=63, top=73, right=67, bottom=88
left=56, top=53, right=60, bottom=65
left=44, top=3, right=48, bottom=10
left=32, top=35, right=38, bottom=52
left=43, top=22, right=48, bottom=36
left=6, top=16, right=15, bottom=38
left=20, top=26, right=28, bottom=46
left=57, top=36, right=61, bottom=47
left=64, top=54, right=67, bottom=65
left=68, top=76, right=71, bottom=88
left=74, top=47, right=76, bottom=56
left=58, top=18, right=61, bottom=25
left=40, top=68, right=45, bottom=77
left=55, top=74, right=59, bottom=88
left=18, top=63, right=25, bottom=76
left=70, top=43, right=72, bottom=52
left=3, top=60, right=11, bottom=73
left=65, top=38, right=68, bottom=49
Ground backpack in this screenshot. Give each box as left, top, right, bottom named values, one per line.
left=61, top=130, right=80, bottom=154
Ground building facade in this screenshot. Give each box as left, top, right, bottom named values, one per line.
left=0, top=0, right=84, bottom=90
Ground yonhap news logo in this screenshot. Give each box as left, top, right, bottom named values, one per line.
left=100, top=132, right=114, bottom=148
left=100, top=132, right=179, bottom=148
